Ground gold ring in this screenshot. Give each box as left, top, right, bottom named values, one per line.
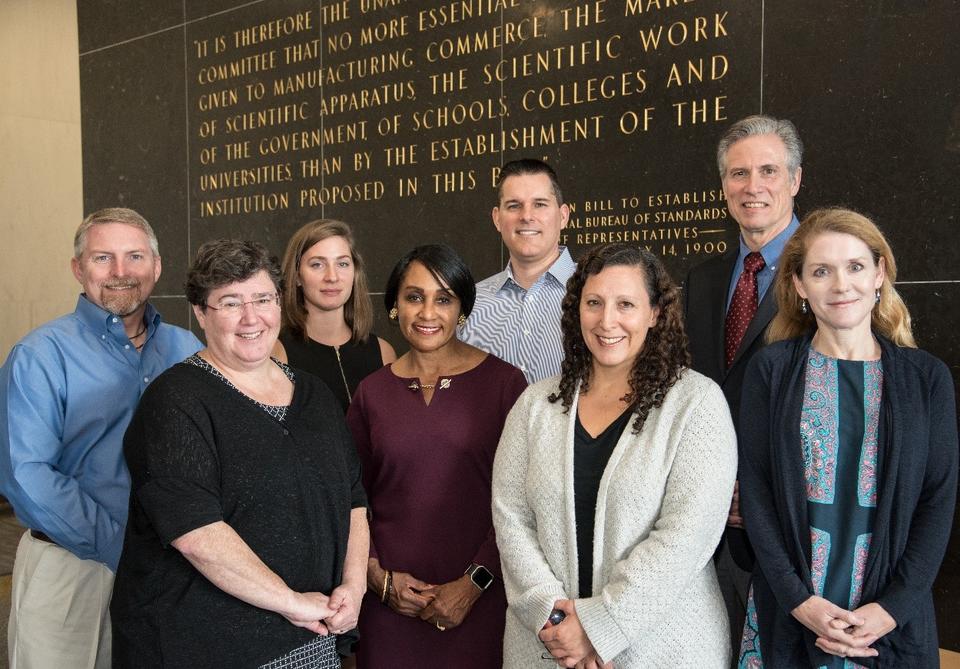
left=435, top=619, right=446, bottom=631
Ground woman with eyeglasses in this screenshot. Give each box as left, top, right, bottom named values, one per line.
left=274, top=219, right=396, bottom=413
left=111, top=239, right=369, bottom=669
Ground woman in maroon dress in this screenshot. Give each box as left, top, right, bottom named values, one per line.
left=346, top=244, right=526, bottom=668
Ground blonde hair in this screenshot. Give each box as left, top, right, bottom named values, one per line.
left=74, top=207, right=159, bottom=258
left=280, top=219, right=373, bottom=343
left=767, top=207, right=915, bottom=347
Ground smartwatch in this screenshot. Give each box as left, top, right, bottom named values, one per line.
left=464, top=563, right=494, bottom=591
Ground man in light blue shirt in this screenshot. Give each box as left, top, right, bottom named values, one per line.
left=0, top=208, right=201, bottom=668
left=460, top=159, right=575, bottom=384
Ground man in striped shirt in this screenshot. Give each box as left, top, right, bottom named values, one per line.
left=460, top=159, right=575, bottom=384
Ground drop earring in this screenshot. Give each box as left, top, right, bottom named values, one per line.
left=457, top=313, right=466, bottom=326
left=800, top=299, right=808, bottom=314
left=389, top=306, right=398, bottom=321
left=875, top=288, right=881, bottom=304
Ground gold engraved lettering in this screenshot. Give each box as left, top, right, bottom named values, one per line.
left=360, top=14, right=410, bottom=44
left=322, top=121, right=369, bottom=146
left=197, top=50, right=278, bottom=85
left=273, top=50, right=415, bottom=97
left=412, top=97, right=506, bottom=131
left=198, top=163, right=293, bottom=192
left=430, top=68, right=467, bottom=94
left=361, top=0, right=409, bottom=12
left=320, top=1, right=350, bottom=25
left=384, top=144, right=418, bottom=167
left=257, top=129, right=323, bottom=155
left=561, top=1, right=607, bottom=30
left=671, top=94, right=727, bottom=125
left=283, top=39, right=322, bottom=65
left=224, top=102, right=310, bottom=134
left=429, top=115, right=603, bottom=161
left=298, top=181, right=386, bottom=206
left=198, top=87, right=239, bottom=111
left=300, top=157, right=343, bottom=178
left=317, top=81, right=417, bottom=117
left=233, top=12, right=313, bottom=48
left=521, top=71, right=646, bottom=111
left=418, top=0, right=519, bottom=31
left=432, top=170, right=477, bottom=193
left=624, top=0, right=696, bottom=15
left=636, top=12, right=728, bottom=51
left=481, top=36, right=622, bottom=84
left=425, top=17, right=544, bottom=62
left=223, top=141, right=250, bottom=161
left=666, top=54, right=728, bottom=87
left=200, top=192, right=291, bottom=217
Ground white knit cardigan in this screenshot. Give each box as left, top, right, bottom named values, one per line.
left=492, top=369, right=737, bottom=668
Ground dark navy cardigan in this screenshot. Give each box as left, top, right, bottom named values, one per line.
left=738, top=334, right=958, bottom=668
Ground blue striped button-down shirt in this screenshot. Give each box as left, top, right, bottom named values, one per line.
left=460, top=247, right=576, bottom=384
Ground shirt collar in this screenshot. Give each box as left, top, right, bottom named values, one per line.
left=737, top=214, right=800, bottom=273
left=75, top=294, right=160, bottom=333
left=501, top=246, right=575, bottom=290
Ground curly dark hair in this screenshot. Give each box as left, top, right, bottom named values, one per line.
left=548, top=243, right=690, bottom=433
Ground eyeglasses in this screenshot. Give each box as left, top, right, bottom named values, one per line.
left=205, top=293, right=280, bottom=315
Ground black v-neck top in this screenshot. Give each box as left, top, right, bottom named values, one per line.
left=573, top=407, right=633, bottom=597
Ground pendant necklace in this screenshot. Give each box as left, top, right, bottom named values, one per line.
left=407, top=377, right=452, bottom=392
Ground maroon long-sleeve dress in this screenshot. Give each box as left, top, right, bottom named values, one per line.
left=346, top=355, right=527, bottom=668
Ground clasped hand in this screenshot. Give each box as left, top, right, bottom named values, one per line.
left=538, top=599, right=611, bottom=669
left=418, top=575, right=482, bottom=630
left=284, top=586, right=364, bottom=636
left=792, top=597, right=896, bottom=658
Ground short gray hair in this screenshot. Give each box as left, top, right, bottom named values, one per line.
left=717, top=115, right=803, bottom=179
left=74, top=208, right=160, bottom=258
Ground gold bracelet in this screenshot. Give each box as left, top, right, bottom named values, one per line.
left=380, top=570, right=390, bottom=603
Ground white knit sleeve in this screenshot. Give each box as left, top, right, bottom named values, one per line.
left=492, top=390, right=568, bottom=633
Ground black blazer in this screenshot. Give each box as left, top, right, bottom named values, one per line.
left=683, top=247, right=778, bottom=422
left=683, top=247, right=778, bottom=569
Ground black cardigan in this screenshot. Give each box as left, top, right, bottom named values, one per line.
left=738, top=334, right=958, bottom=668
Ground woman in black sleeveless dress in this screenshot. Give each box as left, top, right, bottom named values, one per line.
left=274, top=219, right=396, bottom=413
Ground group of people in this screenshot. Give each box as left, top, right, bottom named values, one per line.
left=0, top=114, right=955, bottom=669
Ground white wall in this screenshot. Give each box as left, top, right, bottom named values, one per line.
left=0, top=0, right=84, bottom=363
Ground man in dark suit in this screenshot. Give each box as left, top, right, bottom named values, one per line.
left=684, top=115, right=803, bottom=661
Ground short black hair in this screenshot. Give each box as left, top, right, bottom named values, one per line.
left=185, top=239, right=282, bottom=307
left=495, top=158, right=563, bottom=205
left=383, top=244, right=476, bottom=318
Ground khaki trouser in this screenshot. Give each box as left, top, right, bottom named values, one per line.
left=8, top=531, right=113, bottom=669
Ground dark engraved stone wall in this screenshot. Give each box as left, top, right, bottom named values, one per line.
left=79, top=0, right=960, bottom=649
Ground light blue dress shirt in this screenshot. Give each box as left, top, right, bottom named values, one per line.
left=725, top=215, right=801, bottom=310
left=460, top=247, right=576, bottom=384
left=0, top=295, right=201, bottom=570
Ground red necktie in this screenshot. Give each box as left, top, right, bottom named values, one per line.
left=724, top=252, right=765, bottom=368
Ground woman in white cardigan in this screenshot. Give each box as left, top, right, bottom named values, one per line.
left=493, top=243, right=738, bottom=668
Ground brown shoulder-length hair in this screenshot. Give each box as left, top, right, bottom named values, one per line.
left=767, top=207, right=915, bottom=347
left=280, top=219, right=374, bottom=343
left=549, top=243, right=690, bottom=434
